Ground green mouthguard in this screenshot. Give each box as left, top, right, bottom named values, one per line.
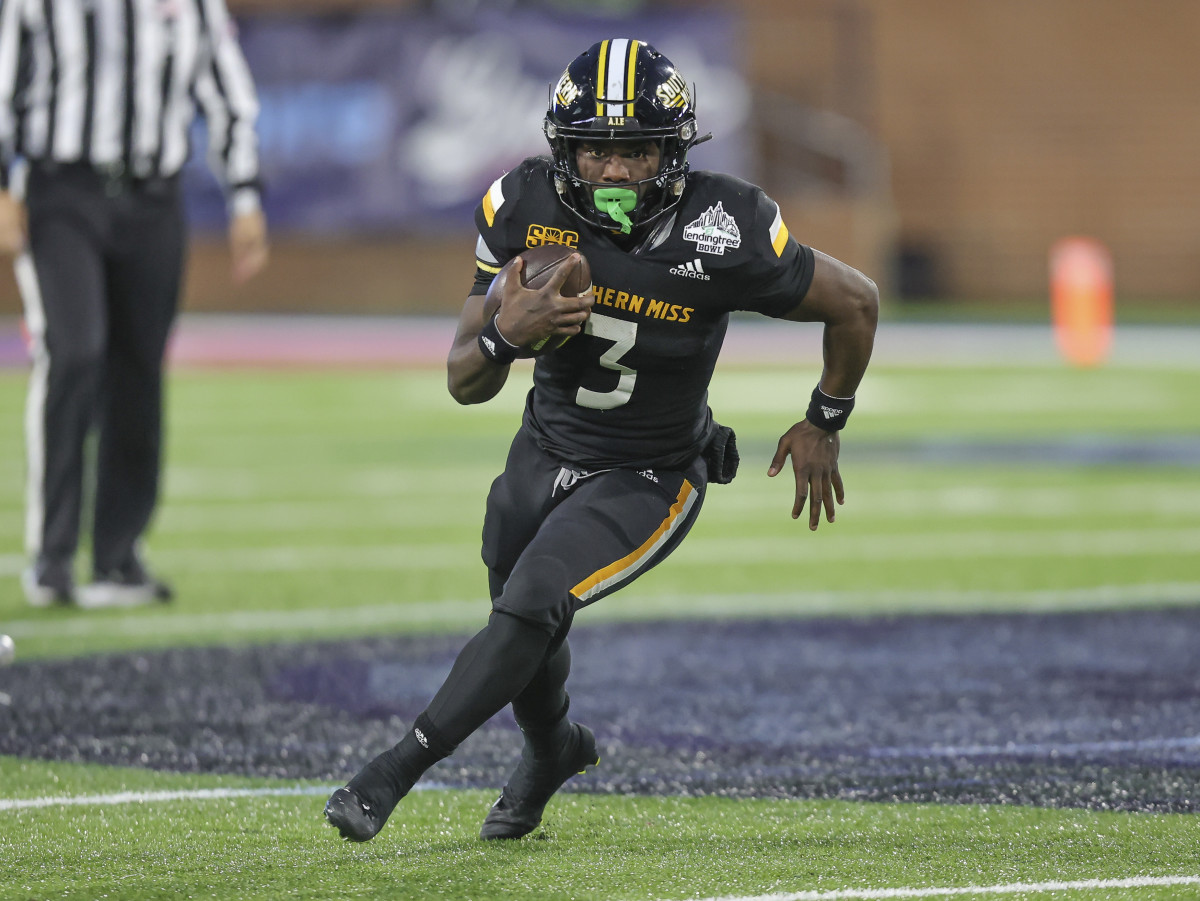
left=593, top=187, right=637, bottom=234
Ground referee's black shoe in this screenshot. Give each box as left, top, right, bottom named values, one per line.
left=480, top=722, right=599, bottom=840
left=324, top=787, right=389, bottom=842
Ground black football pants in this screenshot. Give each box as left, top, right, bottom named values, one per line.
left=420, top=426, right=708, bottom=747
left=18, top=164, right=185, bottom=576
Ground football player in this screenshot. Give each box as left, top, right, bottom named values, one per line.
left=326, top=38, right=878, bottom=842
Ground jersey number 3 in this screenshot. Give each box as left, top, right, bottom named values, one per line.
left=576, top=313, right=636, bottom=410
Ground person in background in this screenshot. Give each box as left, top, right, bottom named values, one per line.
left=0, top=0, right=269, bottom=607
left=324, top=38, right=878, bottom=842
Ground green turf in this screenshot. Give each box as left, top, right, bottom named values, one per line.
left=2, top=364, right=1198, bottom=658
left=2, top=759, right=1198, bottom=901
left=1, top=358, right=1198, bottom=900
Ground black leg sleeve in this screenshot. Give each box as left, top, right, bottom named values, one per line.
left=511, top=615, right=573, bottom=732
left=422, top=610, right=554, bottom=747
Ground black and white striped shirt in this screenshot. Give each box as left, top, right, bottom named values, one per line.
left=0, top=0, right=261, bottom=210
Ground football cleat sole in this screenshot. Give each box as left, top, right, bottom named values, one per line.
left=324, top=787, right=386, bottom=842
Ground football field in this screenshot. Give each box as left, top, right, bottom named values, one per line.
left=0, top=318, right=1198, bottom=900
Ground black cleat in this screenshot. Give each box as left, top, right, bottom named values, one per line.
left=324, top=787, right=388, bottom=842
left=480, top=722, right=599, bottom=840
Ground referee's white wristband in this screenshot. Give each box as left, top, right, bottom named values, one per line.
left=230, top=187, right=262, bottom=218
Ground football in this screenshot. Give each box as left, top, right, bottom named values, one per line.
left=482, top=244, right=592, bottom=357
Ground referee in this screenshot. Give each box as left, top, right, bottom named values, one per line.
left=0, top=0, right=268, bottom=607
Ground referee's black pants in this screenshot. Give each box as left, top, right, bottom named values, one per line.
left=18, top=163, right=185, bottom=577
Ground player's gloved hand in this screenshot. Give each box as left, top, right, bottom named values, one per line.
left=768, top=420, right=844, bottom=531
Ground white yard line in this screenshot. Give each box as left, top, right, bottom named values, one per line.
left=2, top=527, right=1199, bottom=581
left=0, top=483, right=1195, bottom=539
left=3, top=584, right=1200, bottom=641
left=0, top=783, right=445, bottom=811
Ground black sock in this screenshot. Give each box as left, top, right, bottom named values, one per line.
left=347, top=712, right=454, bottom=811
left=512, top=635, right=573, bottom=756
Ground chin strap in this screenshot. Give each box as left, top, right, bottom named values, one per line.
left=592, top=187, right=637, bottom=234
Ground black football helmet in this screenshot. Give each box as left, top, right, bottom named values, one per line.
left=544, top=39, right=709, bottom=234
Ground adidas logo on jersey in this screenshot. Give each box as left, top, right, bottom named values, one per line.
left=669, top=259, right=710, bottom=280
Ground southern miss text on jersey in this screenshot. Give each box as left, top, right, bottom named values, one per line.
left=471, top=157, right=816, bottom=472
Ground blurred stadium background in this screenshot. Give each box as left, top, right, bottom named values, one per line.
left=3, top=0, right=1198, bottom=323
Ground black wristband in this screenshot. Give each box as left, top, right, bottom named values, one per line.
left=477, top=314, right=520, bottom=365
left=806, top=385, right=855, bottom=431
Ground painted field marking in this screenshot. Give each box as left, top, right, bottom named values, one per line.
left=680, top=875, right=1200, bottom=901
left=0, top=783, right=444, bottom=812
left=2, top=527, right=1200, bottom=581
left=0, top=482, right=1195, bottom=540
left=5, top=584, right=1200, bottom=641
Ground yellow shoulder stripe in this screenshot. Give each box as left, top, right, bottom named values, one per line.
left=769, top=207, right=790, bottom=258
left=482, top=177, right=505, bottom=228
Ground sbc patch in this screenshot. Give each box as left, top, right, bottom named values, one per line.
left=527, top=224, right=580, bottom=248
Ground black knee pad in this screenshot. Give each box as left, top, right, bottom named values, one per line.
left=493, top=554, right=575, bottom=636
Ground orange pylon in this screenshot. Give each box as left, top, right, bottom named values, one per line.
left=1049, top=237, right=1114, bottom=367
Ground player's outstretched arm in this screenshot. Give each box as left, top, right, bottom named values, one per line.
left=770, top=249, right=879, bottom=530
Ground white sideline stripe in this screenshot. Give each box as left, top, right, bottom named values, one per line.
left=4, top=584, right=1200, bottom=640
left=0, top=783, right=445, bottom=812
left=679, top=875, right=1200, bottom=901
left=2, top=527, right=1199, bottom=579
left=0, top=785, right=333, bottom=811
left=0, top=482, right=1197, bottom=539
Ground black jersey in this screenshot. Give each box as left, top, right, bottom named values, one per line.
left=471, top=157, right=816, bottom=471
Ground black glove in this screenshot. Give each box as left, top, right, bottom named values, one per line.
left=703, top=424, right=739, bottom=485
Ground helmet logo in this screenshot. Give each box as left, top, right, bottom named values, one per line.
left=555, top=73, right=581, bottom=107
left=655, top=72, right=691, bottom=109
